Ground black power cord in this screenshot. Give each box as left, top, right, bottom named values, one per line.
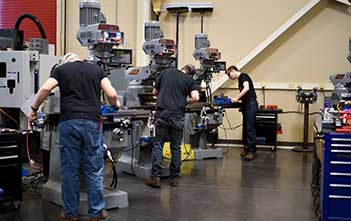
left=14, top=14, right=47, bottom=39
left=103, top=144, right=118, bottom=189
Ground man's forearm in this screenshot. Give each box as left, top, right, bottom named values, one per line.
left=237, top=89, right=248, bottom=101
left=32, top=89, right=51, bottom=110
left=106, top=95, right=119, bottom=108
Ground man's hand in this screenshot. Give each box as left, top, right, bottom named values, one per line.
left=29, top=110, right=38, bottom=123
left=115, top=100, right=121, bottom=110
left=231, top=97, right=239, bottom=103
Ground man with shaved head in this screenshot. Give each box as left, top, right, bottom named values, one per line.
left=30, top=53, right=119, bottom=221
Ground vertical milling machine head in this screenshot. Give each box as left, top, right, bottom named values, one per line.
left=192, top=33, right=226, bottom=84
left=124, top=21, right=177, bottom=107
left=76, top=0, right=132, bottom=73
left=142, top=21, right=176, bottom=79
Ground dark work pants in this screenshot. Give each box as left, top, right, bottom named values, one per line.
left=151, top=111, right=184, bottom=178
left=242, top=100, right=258, bottom=154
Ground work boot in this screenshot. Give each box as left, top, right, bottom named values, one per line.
left=59, top=211, right=78, bottom=221
left=145, top=177, right=161, bottom=188
left=169, top=177, right=179, bottom=187
left=240, top=146, right=249, bottom=157
left=243, top=152, right=256, bottom=161
left=90, top=210, right=109, bottom=221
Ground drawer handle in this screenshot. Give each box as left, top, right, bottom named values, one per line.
left=330, top=184, right=351, bottom=188
left=0, top=145, right=17, bottom=149
left=330, top=172, right=351, bottom=176
left=331, top=161, right=351, bottom=165
left=332, top=138, right=351, bottom=142
left=331, top=144, right=351, bottom=148
left=256, top=116, right=275, bottom=119
left=329, top=195, right=351, bottom=199
left=331, top=150, right=351, bottom=153
left=0, top=155, right=18, bottom=160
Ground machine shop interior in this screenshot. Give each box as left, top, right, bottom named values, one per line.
left=0, top=0, right=351, bottom=220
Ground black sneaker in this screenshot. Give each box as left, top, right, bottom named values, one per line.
left=145, top=177, right=161, bottom=188
left=243, top=153, right=256, bottom=161
left=169, top=177, right=179, bottom=187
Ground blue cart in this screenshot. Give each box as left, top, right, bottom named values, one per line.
left=322, top=132, right=351, bottom=220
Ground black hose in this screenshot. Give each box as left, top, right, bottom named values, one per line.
left=109, top=161, right=118, bottom=189
left=14, top=13, right=47, bottom=39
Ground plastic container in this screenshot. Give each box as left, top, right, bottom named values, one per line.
left=101, top=105, right=116, bottom=114
left=22, top=168, right=28, bottom=177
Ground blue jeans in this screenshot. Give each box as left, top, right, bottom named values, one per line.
left=58, top=119, right=105, bottom=218
left=242, top=100, right=258, bottom=154
left=151, top=111, right=184, bottom=178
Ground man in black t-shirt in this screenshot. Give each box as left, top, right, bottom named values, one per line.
left=145, top=64, right=199, bottom=188
left=226, top=65, right=258, bottom=161
left=29, top=53, right=119, bottom=221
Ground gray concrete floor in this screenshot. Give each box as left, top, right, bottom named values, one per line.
left=0, top=147, right=318, bottom=221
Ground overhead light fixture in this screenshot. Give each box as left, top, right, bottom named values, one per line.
left=151, top=0, right=166, bottom=20
left=166, top=6, right=189, bottom=13
left=162, top=3, right=213, bottom=12
left=191, top=6, right=213, bottom=13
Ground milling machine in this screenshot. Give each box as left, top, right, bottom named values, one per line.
left=184, top=33, right=234, bottom=160
left=124, top=21, right=176, bottom=108
left=319, top=37, right=351, bottom=132
left=117, top=21, right=177, bottom=179
left=321, top=72, right=351, bottom=131
left=41, top=0, right=134, bottom=213
left=0, top=13, right=59, bottom=209
left=0, top=14, right=59, bottom=128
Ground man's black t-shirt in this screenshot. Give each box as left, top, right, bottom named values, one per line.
left=238, top=73, right=257, bottom=103
left=155, top=68, right=199, bottom=114
left=50, top=61, right=107, bottom=121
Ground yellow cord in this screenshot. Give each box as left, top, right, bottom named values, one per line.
left=337, top=104, right=341, bottom=112
left=0, top=108, right=19, bottom=128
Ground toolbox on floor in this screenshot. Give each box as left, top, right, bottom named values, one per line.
left=0, top=130, right=23, bottom=207
left=322, top=132, right=351, bottom=220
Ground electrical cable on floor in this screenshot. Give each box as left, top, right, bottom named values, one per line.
left=278, top=111, right=322, bottom=117
left=0, top=108, right=19, bottom=128
left=219, top=125, right=241, bottom=157
left=25, top=120, right=41, bottom=171
left=279, top=111, right=303, bottom=114
left=109, top=161, right=118, bottom=189
left=217, top=112, right=244, bottom=155
left=221, top=125, right=227, bottom=141
left=22, top=173, right=47, bottom=194
left=224, top=112, right=243, bottom=130
left=120, top=140, right=140, bottom=153
left=181, top=127, right=193, bottom=163
left=222, top=148, right=230, bottom=155
left=310, top=162, right=321, bottom=218
left=103, top=143, right=118, bottom=189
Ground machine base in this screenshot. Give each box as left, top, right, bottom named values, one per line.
left=193, top=148, right=223, bottom=160
left=41, top=180, right=129, bottom=215
left=117, top=158, right=170, bottom=179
